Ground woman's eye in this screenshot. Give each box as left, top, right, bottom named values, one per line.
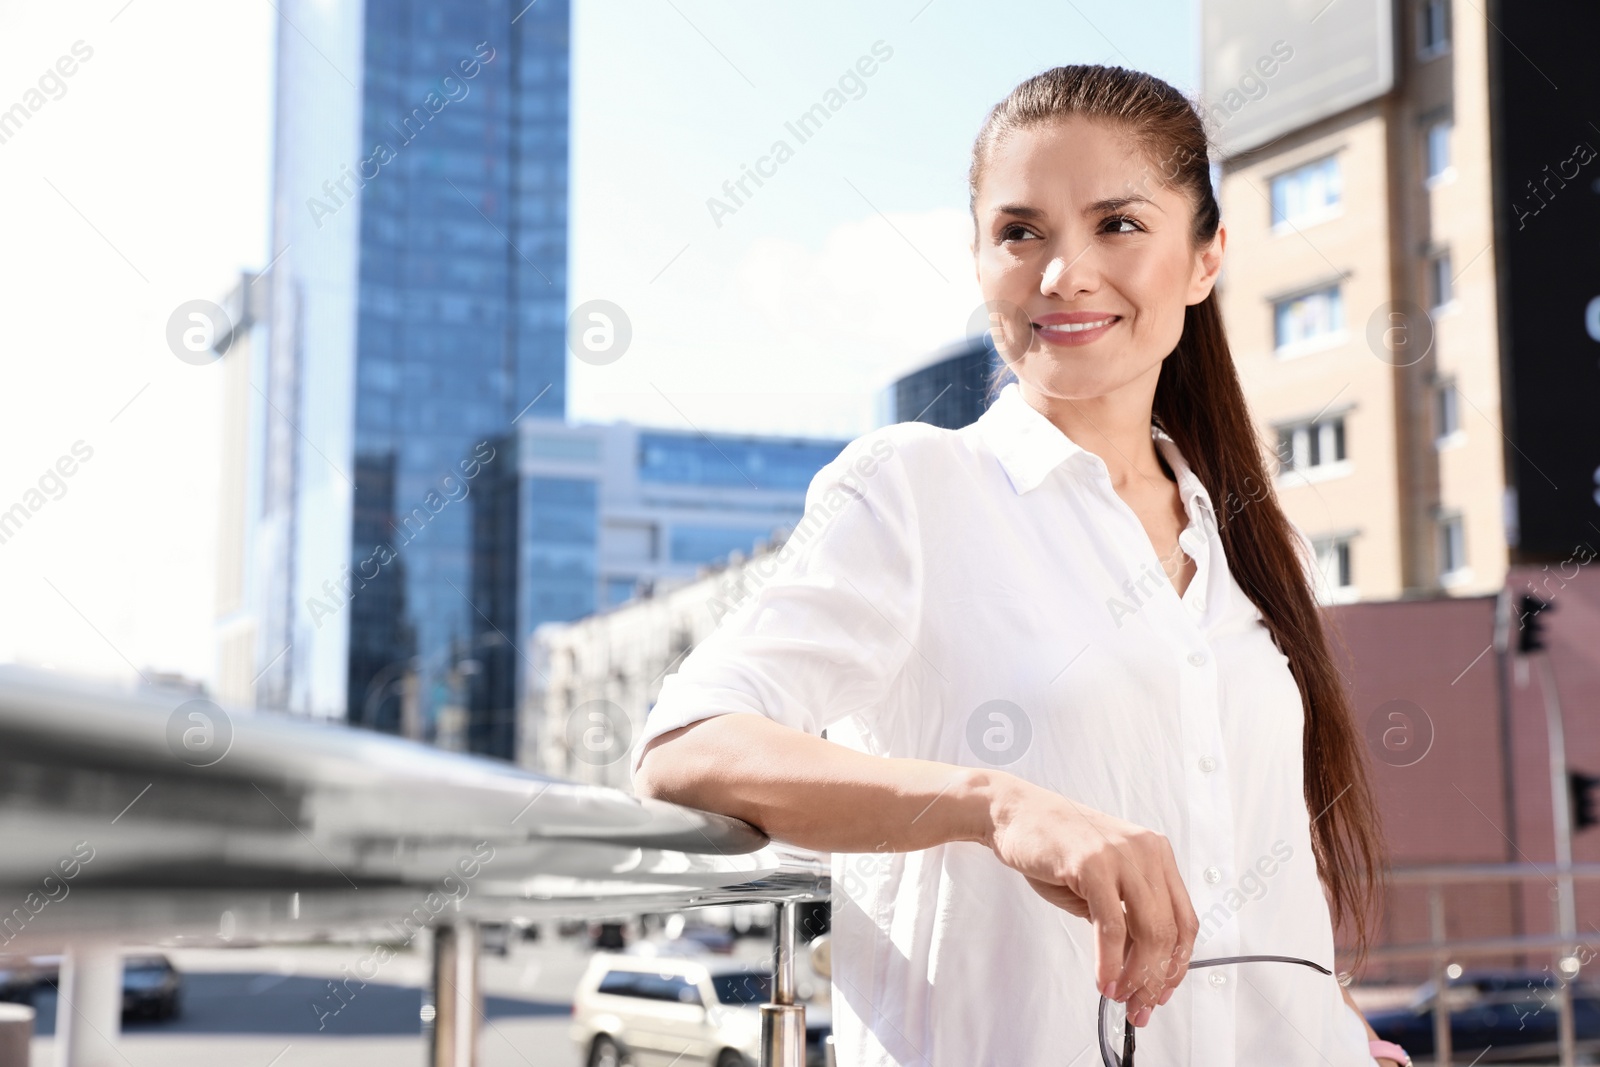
left=998, top=223, right=1035, bottom=242
left=1103, top=215, right=1143, bottom=234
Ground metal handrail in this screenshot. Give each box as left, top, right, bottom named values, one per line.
left=1353, top=863, right=1600, bottom=1067
left=1384, top=862, right=1600, bottom=884
left=0, top=665, right=828, bottom=1066
left=15, top=666, right=1595, bottom=1067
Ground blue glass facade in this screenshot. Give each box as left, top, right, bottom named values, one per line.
left=520, top=475, right=598, bottom=624
left=637, top=431, right=847, bottom=491
left=668, top=525, right=778, bottom=564
left=348, top=2, right=570, bottom=755
left=261, top=0, right=569, bottom=759
left=513, top=421, right=849, bottom=649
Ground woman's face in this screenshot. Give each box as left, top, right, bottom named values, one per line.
left=971, top=116, right=1224, bottom=404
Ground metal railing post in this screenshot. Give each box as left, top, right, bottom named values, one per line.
left=760, top=901, right=806, bottom=1067
left=1535, top=652, right=1579, bottom=1067
left=55, top=941, right=121, bottom=1067
left=428, top=922, right=481, bottom=1067
left=1430, top=886, right=1452, bottom=1067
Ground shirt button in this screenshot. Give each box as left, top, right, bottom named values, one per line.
left=1203, top=865, right=1222, bottom=884
left=1198, top=755, right=1217, bottom=773
left=1187, top=651, right=1207, bottom=667
left=1209, top=972, right=1227, bottom=987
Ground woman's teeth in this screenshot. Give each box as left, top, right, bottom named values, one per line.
left=1036, top=317, right=1117, bottom=333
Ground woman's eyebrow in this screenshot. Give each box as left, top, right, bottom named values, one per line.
left=990, top=195, right=1163, bottom=220
left=1085, top=195, right=1162, bottom=216
left=992, top=203, right=1045, bottom=219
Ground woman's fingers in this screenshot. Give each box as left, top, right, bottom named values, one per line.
left=1082, top=871, right=1130, bottom=1001
left=1116, top=844, right=1181, bottom=1022
left=1158, top=836, right=1200, bottom=993
left=1072, top=829, right=1195, bottom=1029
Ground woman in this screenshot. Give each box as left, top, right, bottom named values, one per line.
left=634, top=66, right=1406, bottom=1066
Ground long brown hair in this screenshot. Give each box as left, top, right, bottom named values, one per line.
left=968, top=65, right=1388, bottom=970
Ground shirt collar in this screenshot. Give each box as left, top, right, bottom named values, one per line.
left=977, top=382, right=1215, bottom=517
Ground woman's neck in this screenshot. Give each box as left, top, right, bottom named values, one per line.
left=1016, top=378, right=1166, bottom=491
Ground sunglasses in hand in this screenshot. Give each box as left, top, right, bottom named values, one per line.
left=1097, top=954, right=1334, bottom=1066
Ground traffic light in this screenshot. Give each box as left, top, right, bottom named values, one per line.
left=1570, top=771, right=1600, bottom=832
left=1519, top=593, right=1552, bottom=653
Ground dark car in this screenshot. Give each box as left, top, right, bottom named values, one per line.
left=589, top=921, right=627, bottom=951
left=0, top=957, right=34, bottom=1004
left=1367, top=970, right=1600, bottom=1061
left=120, top=954, right=180, bottom=1021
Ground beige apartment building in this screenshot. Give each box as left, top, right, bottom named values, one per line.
left=1210, top=0, right=1507, bottom=602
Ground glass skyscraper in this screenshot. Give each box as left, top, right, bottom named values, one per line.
left=250, top=0, right=849, bottom=762
left=258, top=0, right=570, bottom=750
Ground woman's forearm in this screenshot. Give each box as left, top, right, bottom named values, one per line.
left=634, top=712, right=1014, bottom=854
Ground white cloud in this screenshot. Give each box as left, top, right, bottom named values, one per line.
left=569, top=206, right=982, bottom=440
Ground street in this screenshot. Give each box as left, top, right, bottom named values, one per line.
left=25, top=931, right=776, bottom=1067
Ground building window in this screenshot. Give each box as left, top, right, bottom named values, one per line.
left=638, top=431, right=845, bottom=491
left=603, top=576, right=638, bottom=608
left=1439, top=513, right=1469, bottom=585
left=1277, top=414, right=1349, bottom=479
left=601, top=521, right=657, bottom=563
left=1419, top=0, right=1450, bottom=59
left=668, top=524, right=774, bottom=565
left=1434, top=379, right=1463, bottom=448
left=1427, top=250, right=1454, bottom=311
left=1311, top=536, right=1357, bottom=603
left=1424, top=118, right=1453, bottom=185
left=1273, top=285, right=1345, bottom=354
left=1270, top=156, right=1342, bottom=231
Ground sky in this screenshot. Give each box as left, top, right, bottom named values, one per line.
left=0, top=0, right=1195, bottom=690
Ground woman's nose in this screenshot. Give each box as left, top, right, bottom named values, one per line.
left=1040, top=242, right=1097, bottom=296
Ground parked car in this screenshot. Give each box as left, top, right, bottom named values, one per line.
left=646, top=922, right=734, bottom=956
left=1366, top=970, right=1600, bottom=1061
left=0, top=957, right=34, bottom=1003
left=571, top=953, right=830, bottom=1067
left=120, top=954, right=181, bottom=1021
left=26, top=955, right=60, bottom=991
left=480, top=922, right=511, bottom=957
left=590, top=921, right=628, bottom=952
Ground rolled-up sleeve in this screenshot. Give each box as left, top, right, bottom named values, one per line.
left=629, top=427, right=922, bottom=780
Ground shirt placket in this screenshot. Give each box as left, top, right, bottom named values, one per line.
left=1077, top=454, right=1244, bottom=1063
left=1171, top=498, right=1241, bottom=1065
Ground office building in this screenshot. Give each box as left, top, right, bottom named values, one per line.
left=512, top=417, right=850, bottom=779
left=212, top=273, right=270, bottom=711
left=254, top=0, right=572, bottom=743
left=1201, top=0, right=1600, bottom=601
left=451, top=419, right=845, bottom=758
left=890, top=335, right=1006, bottom=430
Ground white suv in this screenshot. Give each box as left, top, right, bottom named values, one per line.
left=570, top=952, right=830, bottom=1067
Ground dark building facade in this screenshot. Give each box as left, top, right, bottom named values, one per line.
left=893, top=335, right=1008, bottom=430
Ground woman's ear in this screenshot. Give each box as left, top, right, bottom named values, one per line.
left=1186, top=223, right=1226, bottom=306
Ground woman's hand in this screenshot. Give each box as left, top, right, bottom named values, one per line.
left=984, top=775, right=1199, bottom=1029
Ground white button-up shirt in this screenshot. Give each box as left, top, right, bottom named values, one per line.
left=632, top=381, right=1379, bottom=1066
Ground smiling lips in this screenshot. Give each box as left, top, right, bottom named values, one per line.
left=1031, top=311, right=1121, bottom=346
